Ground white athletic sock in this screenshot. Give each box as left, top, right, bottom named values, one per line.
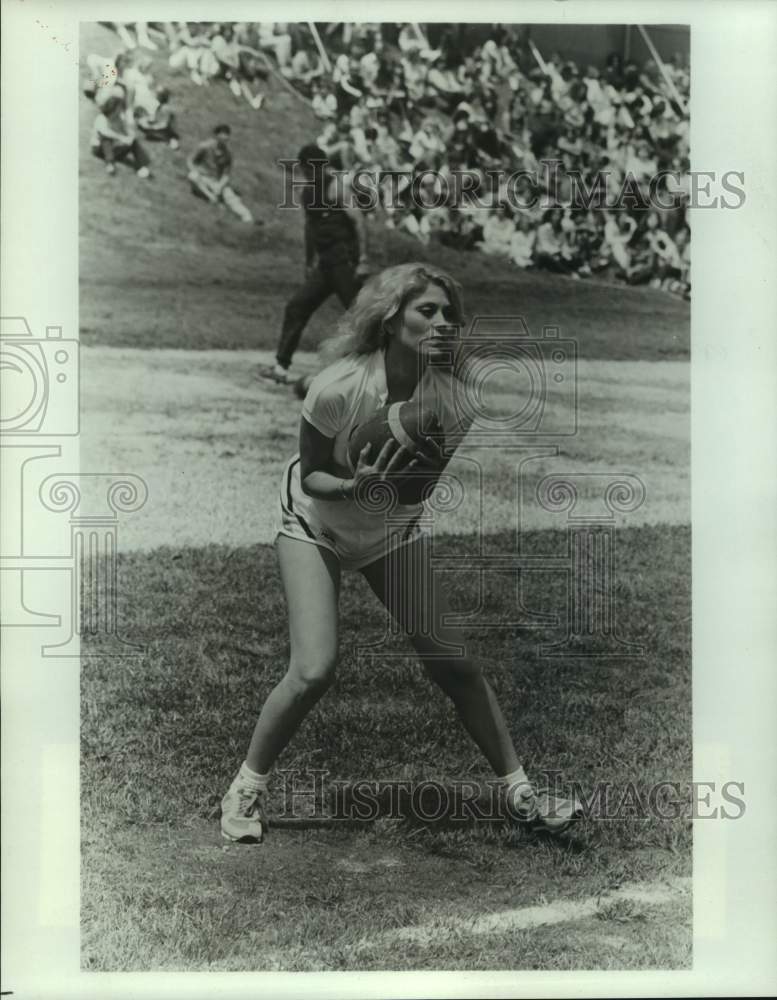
left=237, top=762, right=271, bottom=792
left=499, top=766, right=533, bottom=799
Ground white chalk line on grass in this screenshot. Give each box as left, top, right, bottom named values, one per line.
left=355, top=876, right=691, bottom=952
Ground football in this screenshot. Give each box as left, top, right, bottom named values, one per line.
left=347, top=401, right=448, bottom=506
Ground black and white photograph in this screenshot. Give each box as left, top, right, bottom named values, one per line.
left=1, top=1, right=776, bottom=996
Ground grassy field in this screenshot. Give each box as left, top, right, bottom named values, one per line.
left=79, top=21, right=691, bottom=972
left=82, top=526, right=691, bottom=971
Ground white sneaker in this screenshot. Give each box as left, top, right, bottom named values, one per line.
left=257, top=363, right=291, bottom=385
left=508, top=783, right=583, bottom=835
left=220, top=784, right=268, bottom=843
left=136, top=166, right=151, bottom=179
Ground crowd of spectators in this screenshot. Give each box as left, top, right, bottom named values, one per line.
left=83, top=22, right=264, bottom=221
left=285, top=22, right=691, bottom=297
left=83, top=21, right=691, bottom=296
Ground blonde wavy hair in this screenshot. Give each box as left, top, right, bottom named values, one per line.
left=321, top=263, right=465, bottom=363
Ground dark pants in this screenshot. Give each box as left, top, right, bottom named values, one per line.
left=93, top=136, right=150, bottom=169
left=138, top=115, right=180, bottom=143
left=276, top=261, right=362, bottom=369
left=535, top=252, right=580, bottom=275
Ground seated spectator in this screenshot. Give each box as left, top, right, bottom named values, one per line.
left=401, top=47, right=429, bottom=106
left=584, top=66, right=616, bottom=127
left=85, top=49, right=133, bottom=105
left=625, top=139, right=658, bottom=193
left=187, top=123, right=254, bottom=223
left=332, top=52, right=364, bottom=112
left=573, top=210, right=609, bottom=273
left=134, top=86, right=180, bottom=148
left=664, top=154, right=690, bottom=214
left=624, top=226, right=656, bottom=285
left=640, top=210, right=681, bottom=286
left=319, top=115, right=357, bottom=170
left=438, top=206, right=481, bottom=251
left=415, top=170, right=449, bottom=228
left=479, top=26, right=518, bottom=86
left=311, top=78, right=338, bottom=120
left=602, top=211, right=637, bottom=275
left=408, top=117, right=445, bottom=165
left=534, top=207, right=583, bottom=276
left=257, top=23, right=292, bottom=68
left=287, top=39, right=324, bottom=90
left=557, top=124, right=584, bottom=158
left=350, top=114, right=374, bottom=164
left=447, top=109, right=476, bottom=168
left=478, top=204, right=515, bottom=258
left=670, top=225, right=691, bottom=296
left=237, top=52, right=268, bottom=110
left=638, top=59, right=664, bottom=100
left=357, top=48, right=382, bottom=92
left=472, top=118, right=504, bottom=171
left=210, top=23, right=246, bottom=96
left=426, top=52, right=465, bottom=113
left=380, top=63, right=409, bottom=116
left=168, top=22, right=217, bottom=86
left=397, top=204, right=431, bottom=244
left=373, top=114, right=404, bottom=170
left=456, top=55, right=479, bottom=100
left=208, top=23, right=269, bottom=106
left=123, top=52, right=157, bottom=115
left=509, top=215, right=536, bottom=268
left=90, top=94, right=151, bottom=178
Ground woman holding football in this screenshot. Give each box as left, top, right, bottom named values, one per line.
left=221, top=262, right=581, bottom=842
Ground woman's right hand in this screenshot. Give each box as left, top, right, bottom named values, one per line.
left=349, top=439, right=414, bottom=496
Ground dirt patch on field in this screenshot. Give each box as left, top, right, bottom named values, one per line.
left=80, top=347, right=689, bottom=553
left=82, top=818, right=691, bottom=971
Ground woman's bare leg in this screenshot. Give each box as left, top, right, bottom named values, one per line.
left=360, top=537, right=521, bottom=776
left=245, top=536, right=341, bottom=773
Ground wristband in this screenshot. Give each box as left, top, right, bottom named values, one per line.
left=339, top=479, right=350, bottom=500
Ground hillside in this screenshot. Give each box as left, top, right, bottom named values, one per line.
left=79, top=22, right=689, bottom=360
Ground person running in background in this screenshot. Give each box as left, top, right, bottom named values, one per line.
left=90, top=93, right=151, bottom=178
left=134, top=86, right=180, bottom=149
left=187, top=123, right=255, bottom=223
left=259, top=144, right=370, bottom=385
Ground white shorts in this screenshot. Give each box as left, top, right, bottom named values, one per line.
left=274, top=457, right=428, bottom=571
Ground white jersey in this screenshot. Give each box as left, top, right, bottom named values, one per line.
left=274, top=349, right=471, bottom=570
